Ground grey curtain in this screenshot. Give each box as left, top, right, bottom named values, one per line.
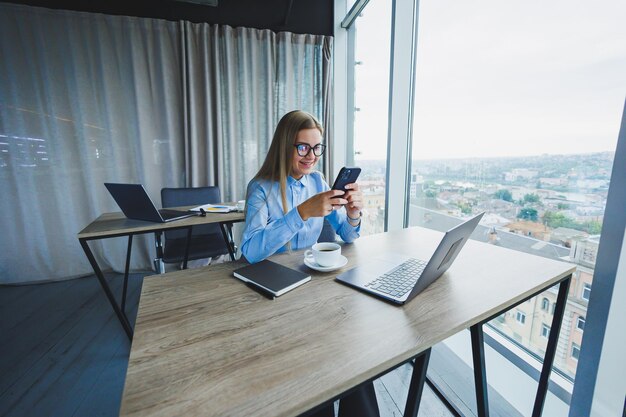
left=182, top=22, right=333, bottom=198
left=0, top=4, right=333, bottom=284
left=0, top=4, right=184, bottom=284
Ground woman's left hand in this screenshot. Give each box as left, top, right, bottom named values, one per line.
left=343, top=183, right=363, bottom=218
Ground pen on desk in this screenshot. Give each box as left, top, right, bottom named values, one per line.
left=244, top=281, right=275, bottom=300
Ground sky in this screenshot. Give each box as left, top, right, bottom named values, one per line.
left=352, top=0, right=626, bottom=160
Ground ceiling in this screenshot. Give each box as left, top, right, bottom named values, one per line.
left=2, top=0, right=334, bottom=35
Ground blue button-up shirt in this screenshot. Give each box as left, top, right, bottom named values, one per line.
left=241, top=171, right=360, bottom=263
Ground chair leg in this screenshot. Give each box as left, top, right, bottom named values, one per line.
left=220, top=223, right=237, bottom=261
left=227, top=223, right=237, bottom=256
left=153, top=231, right=165, bottom=274
left=153, top=258, right=165, bottom=274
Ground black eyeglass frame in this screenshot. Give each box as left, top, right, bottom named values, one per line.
left=293, top=143, right=326, bottom=157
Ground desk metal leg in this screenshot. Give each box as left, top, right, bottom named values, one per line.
left=220, top=223, right=237, bottom=261
left=79, top=238, right=133, bottom=340
left=121, top=235, right=133, bottom=313
left=471, top=324, right=490, bottom=417
left=182, top=227, right=192, bottom=269
left=404, top=348, right=432, bottom=417
left=532, top=275, right=571, bottom=417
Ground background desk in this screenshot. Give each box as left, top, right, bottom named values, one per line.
left=77, top=208, right=245, bottom=339
left=119, top=226, right=574, bottom=417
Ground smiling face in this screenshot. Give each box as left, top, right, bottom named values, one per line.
left=290, top=128, right=323, bottom=180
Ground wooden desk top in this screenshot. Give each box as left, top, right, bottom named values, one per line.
left=119, top=226, right=574, bottom=417
left=77, top=205, right=245, bottom=240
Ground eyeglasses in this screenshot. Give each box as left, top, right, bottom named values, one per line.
left=293, top=143, right=326, bottom=157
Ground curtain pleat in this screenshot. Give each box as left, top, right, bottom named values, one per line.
left=0, top=4, right=184, bottom=283
left=0, top=4, right=332, bottom=284
left=182, top=22, right=333, bottom=200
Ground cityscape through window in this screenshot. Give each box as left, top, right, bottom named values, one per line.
left=350, top=0, right=626, bottom=411
left=410, top=0, right=626, bottom=390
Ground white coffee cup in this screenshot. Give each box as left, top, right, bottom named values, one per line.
left=236, top=200, right=246, bottom=211
left=304, top=242, right=341, bottom=267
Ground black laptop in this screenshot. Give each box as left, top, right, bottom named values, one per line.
left=335, top=212, right=484, bottom=304
left=104, top=183, right=197, bottom=223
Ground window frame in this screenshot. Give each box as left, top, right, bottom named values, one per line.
left=582, top=283, right=592, bottom=301
left=343, top=0, right=419, bottom=233
left=571, top=343, right=581, bottom=361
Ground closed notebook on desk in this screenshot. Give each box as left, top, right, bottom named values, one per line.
left=233, top=260, right=311, bottom=297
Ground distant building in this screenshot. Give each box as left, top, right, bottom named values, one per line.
left=569, top=236, right=600, bottom=268
left=539, top=177, right=568, bottom=187
left=550, top=227, right=589, bottom=247
left=362, top=189, right=385, bottom=211
left=576, top=179, right=609, bottom=190
left=504, top=168, right=539, bottom=182
left=481, top=212, right=513, bottom=227
left=504, top=220, right=550, bottom=241
left=475, top=199, right=517, bottom=220
left=410, top=173, right=423, bottom=199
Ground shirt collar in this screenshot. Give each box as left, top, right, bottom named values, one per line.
left=288, top=174, right=309, bottom=188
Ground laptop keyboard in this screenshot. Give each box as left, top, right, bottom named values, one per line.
left=364, top=258, right=427, bottom=298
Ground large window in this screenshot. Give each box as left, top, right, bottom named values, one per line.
left=406, top=0, right=626, bottom=410
left=350, top=0, right=392, bottom=236
left=341, top=0, right=625, bottom=414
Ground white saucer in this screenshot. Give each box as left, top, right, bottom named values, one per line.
left=304, top=255, right=348, bottom=272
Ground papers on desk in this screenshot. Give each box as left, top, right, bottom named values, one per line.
left=189, top=203, right=238, bottom=213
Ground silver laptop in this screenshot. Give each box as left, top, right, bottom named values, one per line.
left=104, top=183, right=197, bottom=223
left=336, top=212, right=484, bottom=304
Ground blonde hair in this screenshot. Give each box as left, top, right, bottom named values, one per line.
left=254, top=110, right=323, bottom=214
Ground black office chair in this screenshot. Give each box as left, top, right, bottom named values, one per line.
left=317, top=218, right=337, bottom=243
left=159, top=186, right=232, bottom=267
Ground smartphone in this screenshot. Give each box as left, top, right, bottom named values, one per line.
left=331, top=167, right=361, bottom=195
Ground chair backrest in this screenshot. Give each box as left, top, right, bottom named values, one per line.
left=161, top=186, right=223, bottom=240
left=317, top=218, right=337, bottom=243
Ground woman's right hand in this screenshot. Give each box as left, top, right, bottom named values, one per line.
left=297, top=190, right=347, bottom=220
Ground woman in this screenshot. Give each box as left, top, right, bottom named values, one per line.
left=241, top=110, right=364, bottom=264
left=241, top=110, right=379, bottom=417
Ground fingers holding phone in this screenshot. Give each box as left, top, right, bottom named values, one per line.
left=297, top=189, right=347, bottom=220
left=343, top=183, right=363, bottom=214
left=331, top=167, right=363, bottom=216
left=298, top=167, right=363, bottom=221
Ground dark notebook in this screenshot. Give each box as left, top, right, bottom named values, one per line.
left=233, top=260, right=311, bottom=298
